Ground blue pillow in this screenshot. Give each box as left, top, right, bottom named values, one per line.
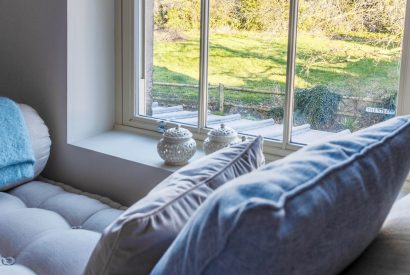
left=151, top=116, right=410, bottom=275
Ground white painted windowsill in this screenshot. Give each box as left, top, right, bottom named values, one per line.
left=71, top=125, right=410, bottom=192
left=71, top=127, right=206, bottom=173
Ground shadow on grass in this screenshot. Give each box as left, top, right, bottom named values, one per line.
left=152, top=65, right=284, bottom=106
left=209, top=43, right=288, bottom=66
left=208, top=42, right=288, bottom=89
left=295, top=57, right=399, bottom=95
left=153, top=66, right=199, bottom=85
left=152, top=36, right=399, bottom=101
left=155, top=31, right=400, bottom=94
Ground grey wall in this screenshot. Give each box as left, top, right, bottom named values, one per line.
left=67, top=0, right=116, bottom=143
left=0, top=0, right=170, bottom=206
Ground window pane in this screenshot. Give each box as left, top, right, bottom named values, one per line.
left=207, top=0, right=289, bottom=141
left=140, top=0, right=201, bottom=126
left=292, top=0, right=406, bottom=145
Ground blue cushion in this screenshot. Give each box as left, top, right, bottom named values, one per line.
left=151, top=116, right=410, bottom=275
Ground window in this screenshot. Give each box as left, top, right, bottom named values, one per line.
left=121, top=0, right=410, bottom=153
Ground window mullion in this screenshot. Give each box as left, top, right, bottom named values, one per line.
left=137, top=0, right=145, bottom=115
left=283, top=0, right=299, bottom=147
left=398, top=0, right=410, bottom=115
left=198, top=0, right=210, bottom=130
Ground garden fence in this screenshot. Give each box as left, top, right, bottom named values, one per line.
left=153, top=81, right=386, bottom=117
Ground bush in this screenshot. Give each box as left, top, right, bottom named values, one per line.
left=295, top=85, right=342, bottom=130
left=298, top=0, right=405, bottom=37
left=340, top=117, right=360, bottom=132
left=154, top=0, right=201, bottom=31
left=154, top=0, right=405, bottom=38
left=269, top=106, right=284, bottom=123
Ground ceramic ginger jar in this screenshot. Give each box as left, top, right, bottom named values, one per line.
left=203, top=124, right=241, bottom=155
left=157, top=125, right=197, bottom=165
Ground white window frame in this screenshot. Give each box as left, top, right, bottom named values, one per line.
left=118, top=0, right=410, bottom=158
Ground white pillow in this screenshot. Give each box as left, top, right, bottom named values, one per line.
left=19, top=104, right=51, bottom=179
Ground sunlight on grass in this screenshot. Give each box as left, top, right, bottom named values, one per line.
left=153, top=31, right=401, bottom=98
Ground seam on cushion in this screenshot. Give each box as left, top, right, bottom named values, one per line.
left=30, top=179, right=124, bottom=275
left=99, top=226, right=122, bottom=275
left=131, top=137, right=262, bottom=219
left=2, top=192, right=28, bottom=208
left=13, top=223, right=71, bottom=258
left=15, top=228, right=100, bottom=275
left=15, top=195, right=27, bottom=208
left=97, top=138, right=261, bottom=275
left=39, top=176, right=127, bottom=210
left=273, top=118, right=410, bottom=210
left=38, top=193, right=110, bottom=226
left=83, top=207, right=124, bottom=275
left=37, top=192, right=70, bottom=209
left=81, top=207, right=118, bottom=230
left=11, top=182, right=64, bottom=208
left=14, top=229, right=67, bottom=258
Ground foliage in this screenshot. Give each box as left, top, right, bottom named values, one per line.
left=295, top=86, right=342, bottom=130
left=298, top=0, right=405, bottom=37
left=154, top=0, right=405, bottom=39
left=154, top=0, right=201, bottom=31
left=209, top=0, right=241, bottom=30
left=340, top=117, right=360, bottom=132
left=269, top=106, right=284, bottom=122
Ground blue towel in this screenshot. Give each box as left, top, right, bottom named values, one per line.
left=0, top=97, right=35, bottom=189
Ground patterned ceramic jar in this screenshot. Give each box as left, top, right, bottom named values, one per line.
left=157, top=125, right=197, bottom=165
left=203, top=124, right=242, bottom=155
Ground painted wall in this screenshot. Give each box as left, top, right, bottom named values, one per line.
left=67, top=0, right=116, bottom=143
left=0, top=0, right=171, bottom=206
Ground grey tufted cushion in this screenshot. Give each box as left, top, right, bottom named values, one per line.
left=0, top=180, right=125, bottom=275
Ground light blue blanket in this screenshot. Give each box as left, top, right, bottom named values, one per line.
left=0, top=97, right=35, bottom=189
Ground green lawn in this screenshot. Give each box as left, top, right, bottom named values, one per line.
left=152, top=31, right=401, bottom=105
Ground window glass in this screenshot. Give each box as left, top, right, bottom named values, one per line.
left=207, top=0, right=289, bottom=140
left=292, top=0, right=406, bottom=144
left=140, top=0, right=201, bottom=126
left=133, top=0, right=408, bottom=145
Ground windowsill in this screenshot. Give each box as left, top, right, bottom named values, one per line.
left=71, top=127, right=206, bottom=172
left=70, top=124, right=410, bottom=190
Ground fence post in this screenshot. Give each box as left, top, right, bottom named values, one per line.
left=218, top=83, right=224, bottom=113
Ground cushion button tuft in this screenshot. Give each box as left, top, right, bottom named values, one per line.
left=71, top=225, right=82, bottom=229
left=1, top=256, right=15, bottom=265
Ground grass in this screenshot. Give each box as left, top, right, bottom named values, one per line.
left=152, top=31, right=402, bottom=105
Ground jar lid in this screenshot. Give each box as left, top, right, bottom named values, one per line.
left=208, top=124, right=238, bottom=141
left=163, top=125, right=192, bottom=140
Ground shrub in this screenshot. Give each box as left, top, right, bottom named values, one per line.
left=154, top=0, right=405, bottom=38
left=269, top=106, right=284, bottom=123
left=340, top=117, right=360, bottom=132
left=295, top=85, right=342, bottom=130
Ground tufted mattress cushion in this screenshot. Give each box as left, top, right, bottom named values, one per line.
left=0, top=179, right=125, bottom=275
